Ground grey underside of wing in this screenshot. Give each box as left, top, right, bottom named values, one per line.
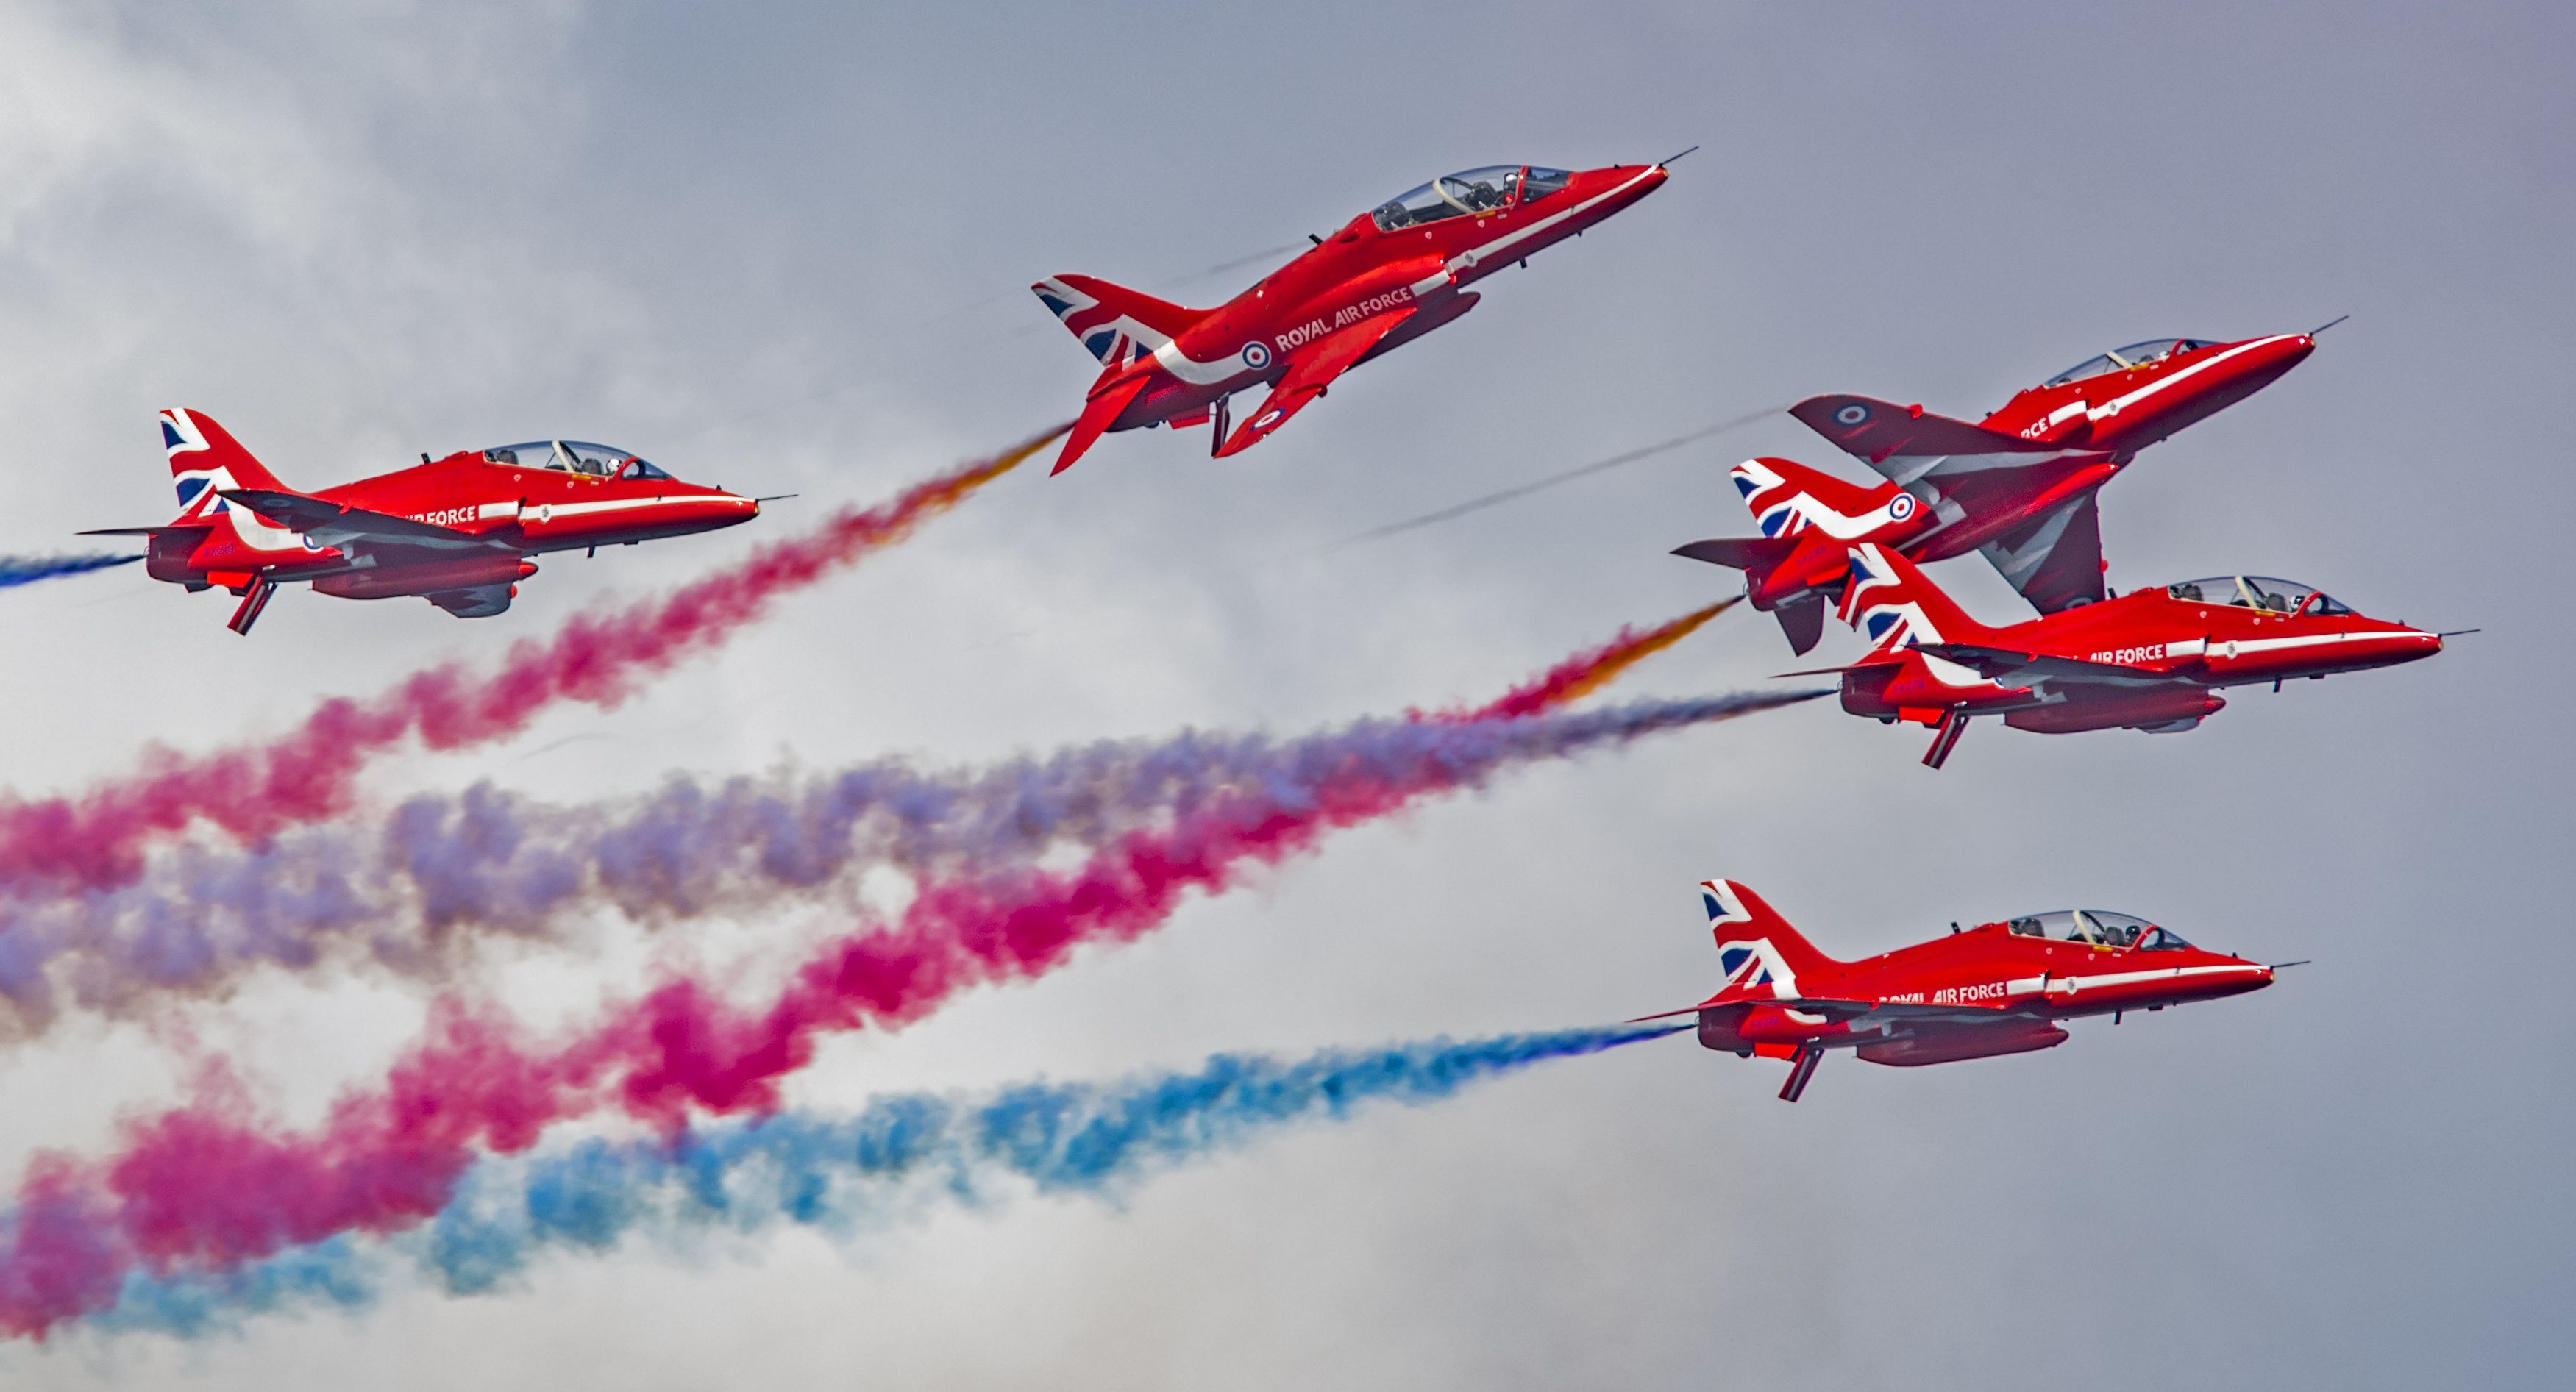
left=1866, top=443, right=2082, bottom=488
left=427, top=582, right=516, bottom=617
left=1786, top=999, right=2019, bottom=1026
left=1979, top=493, right=2106, bottom=613
left=221, top=490, right=498, bottom=552
left=1913, top=644, right=2182, bottom=690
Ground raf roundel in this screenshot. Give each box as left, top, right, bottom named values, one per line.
left=1887, top=493, right=1918, bottom=521
left=1239, top=342, right=1273, bottom=372
left=1834, top=402, right=1871, bottom=427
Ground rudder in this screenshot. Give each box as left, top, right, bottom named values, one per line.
left=1731, top=456, right=1899, bottom=539
left=161, top=408, right=288, bottom=518
left=1032, top=275, right=1206, bottom=371
left=1837, top=542, right=2000, bottom=653
left=1702, top=879, right=1844, bottom=996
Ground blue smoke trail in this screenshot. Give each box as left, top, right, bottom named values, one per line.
left=0, top=553, right=139, bottom=591
left=80, top=1024, right=1685, bottom=1337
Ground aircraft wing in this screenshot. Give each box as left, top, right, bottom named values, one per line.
left=1634, top=993, right=2017, bottom=1025
left=218, top=490, right=508, bottom=553
left=1214, top=309, right=1415, bottom=457
left=1791, top=394, right=2073, bottom=485
left=1629, top=993, right=1877, bottom=1023
left=1911, top=642, right=2182, bottom=689
left=1979, top=492, right=2104, bottom=613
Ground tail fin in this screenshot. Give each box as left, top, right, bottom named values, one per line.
left=1837, top=542, right=1999, bottom=654
left=1032, top=275, right=1206, bottom=371
left=1730, top=457, right=1904, bottom=539
left=161, top=408, right=289, bottom=521
left=1702, top=879, right=1843, bottom=1002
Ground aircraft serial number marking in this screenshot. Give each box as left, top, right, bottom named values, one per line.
left=1275, top=287, right=1414, bottom=352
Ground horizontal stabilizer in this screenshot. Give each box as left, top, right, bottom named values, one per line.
left=1051, top=374, right=1150, bottom=475
left=1671, top=537, right=1796, bottom=571
left=1775, top=594, right=1826, bottom=655
left=1771, top=656, right=1899, bottom=678
left=78, top=526, right=194, bottom=537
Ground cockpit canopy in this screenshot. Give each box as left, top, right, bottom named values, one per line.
left=2043, top=338, right=2219, bottom=388
left=480, top=440, right=673, bottom=482
left=2166, top=575, right=2352, bottom=616
left=1370, top=165, right=1574, bottom=231
left=2005, top=910, right=2190, bottom=950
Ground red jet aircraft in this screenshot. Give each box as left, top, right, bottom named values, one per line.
left=1824, top=541, right=2444, bottom=767
left=1798, top=330, right=2320, bottom=471
left=1640, top=880, right=2280, bottom=1102
left=1675, top=331, right=2322, bottom=652
left=1032, top=158, right=1678, bottom=473
left=87, top=408, right=761, bottom=635
left=1674, top=450, right=2121, bottom=653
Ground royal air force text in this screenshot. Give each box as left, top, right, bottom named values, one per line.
left=1887, top=982, right=2010, bottom=1006
left=1273, top=288, right=1414, bottom=353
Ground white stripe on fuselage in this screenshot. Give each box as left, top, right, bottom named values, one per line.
left=408, top=494, right=747, bottom=530
left=522, top=495, right=750, bottom=524
left=2088, top=335, right=2302, bottom=426
left=2004, top=962, right=2264, bottom=999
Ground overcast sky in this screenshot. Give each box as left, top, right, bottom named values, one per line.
left=0, top=1, right=2568, bottom=1385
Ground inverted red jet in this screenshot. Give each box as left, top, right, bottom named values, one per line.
left=1675, top=449, right=2121, bottom=652
left=1640, top=880, right=2278, bottom=1102
left=87, top=409, right=760, bottom=635
left=1033, top=158, right=1677, bottom=473
left=1825, top=540, right=2443, bottom=767
left=1675, top=332, right=2321, bottom=652
left=1797, top=330, right=2319, bottom=471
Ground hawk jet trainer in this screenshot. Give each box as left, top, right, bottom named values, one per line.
left=1676, top=331, right=2324, bottom=653
left=1639, top=880, right=2281, bottom=1102
left=88, top=409, right=761, bottom=635
left=1825, top=541, right=2444, bottom=768
left=1033, top=158, right=1679, bottom=473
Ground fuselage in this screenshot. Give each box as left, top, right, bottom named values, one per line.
left=1699, top=917, right=2273, bottom=1064
left=1844, top=577, right=2442, bottom=732
left=156, top=443, right=758, bottom=595
left=1101, top=162, right=1669, bottom=430
left=1740, top=332, right=2315, bottom=615
left=1982, top=332, right=2316, bottom=456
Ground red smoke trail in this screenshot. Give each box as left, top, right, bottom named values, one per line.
left=0, top=656, right=1812, bottom=1339
left=1453, top=598, right=1737, bottom=721
left=0, top=604, right=1745, bottom=1033
left=0, top=426, right=1067, bottom=894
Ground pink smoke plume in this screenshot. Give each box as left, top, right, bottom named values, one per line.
left=0, top=603, right=1737, bottom=1032
left=0, top=686, right=1818, bottom=1338
left=0, top=426, right=1067, bottom=896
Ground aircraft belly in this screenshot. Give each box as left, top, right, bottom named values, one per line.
left=1856, top=1023, right=2068, bottom=1067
